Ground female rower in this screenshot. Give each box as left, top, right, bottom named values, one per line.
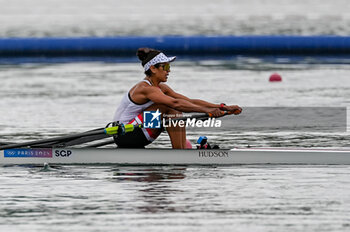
left=113, top=48, right=242, bottom=149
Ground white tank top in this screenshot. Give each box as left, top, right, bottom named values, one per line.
left=113, top=80, right=154, bottom=124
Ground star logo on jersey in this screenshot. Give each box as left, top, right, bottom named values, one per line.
left=143, top=109, right=162, bottom=128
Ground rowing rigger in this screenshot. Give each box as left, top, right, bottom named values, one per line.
left=0, top=112, right=227, bottom=150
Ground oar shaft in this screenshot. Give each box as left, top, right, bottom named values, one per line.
left=0, top=124, right=141, bottom=150
left=0, top=129, right=105, bottom=150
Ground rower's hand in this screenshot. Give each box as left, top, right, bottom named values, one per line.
left=208, top=108, right=225, bottom=117
left=223, top=105, right=242, bottom=115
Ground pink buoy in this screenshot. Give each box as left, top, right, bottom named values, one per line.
left=185, top=139, right=193, bottom=149
left=269, top=73, right=282, bottom=82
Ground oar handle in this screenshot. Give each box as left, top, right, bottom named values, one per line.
left=208, top=111, right=233, bottom=118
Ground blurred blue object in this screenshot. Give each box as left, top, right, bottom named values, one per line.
left=1, top=36, right=350, bottom=57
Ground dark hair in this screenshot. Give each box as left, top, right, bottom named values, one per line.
left=136, top=48, right=161, bottom=76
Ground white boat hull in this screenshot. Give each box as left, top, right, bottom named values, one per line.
left=1, top=147, right=350, bottom=165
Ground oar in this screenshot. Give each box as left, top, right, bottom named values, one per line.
left=53, top=134, right=110, bottom=147
left=83, top=138, right=115, bottom=148
left=0, top=111, right=235, bottom=150
left=83, top=112, right=234, bottom=148
left=165, top=111, right=234, bottom=122
left=81, top=112, right=229, bottom=148
left=0, top=124, right=141, bottom=150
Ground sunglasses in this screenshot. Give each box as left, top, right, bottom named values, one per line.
left=159, top=63, right=171, bottom=72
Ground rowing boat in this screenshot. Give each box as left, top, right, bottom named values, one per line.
left=1, top=114, right=349, bottom=165
left=1, top=147, right=350, bottom=165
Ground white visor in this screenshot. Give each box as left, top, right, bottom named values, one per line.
left=143, top=53, right=176, bottom=71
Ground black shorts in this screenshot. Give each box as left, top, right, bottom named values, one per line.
left=113, top=127, right=152, bottom=148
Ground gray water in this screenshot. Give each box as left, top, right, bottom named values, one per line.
left=1, top=0, right=350, bottom=37
left=1, top=165, right=350, bottom=232
left=1, top=0, right=350, bottom=231
left=1, top=60, right=350, bottom=231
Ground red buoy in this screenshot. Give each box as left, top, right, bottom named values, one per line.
left=269, top=73, right=282, bottom=82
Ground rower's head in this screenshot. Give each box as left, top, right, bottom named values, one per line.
left=137, top=48, right=176, bottom=76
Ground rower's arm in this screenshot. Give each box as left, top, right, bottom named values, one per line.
left=144, top=86, right=215, bottom=113
left=160, top=84, right=220, bottom=108
left=160, top=84, right=242, bottom=115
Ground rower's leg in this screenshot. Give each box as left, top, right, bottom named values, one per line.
left=166, top=120, right=186, bottom=149
left=144, top=104, right=187, bottom=149
left=180, top=124, right=187, bottom=147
